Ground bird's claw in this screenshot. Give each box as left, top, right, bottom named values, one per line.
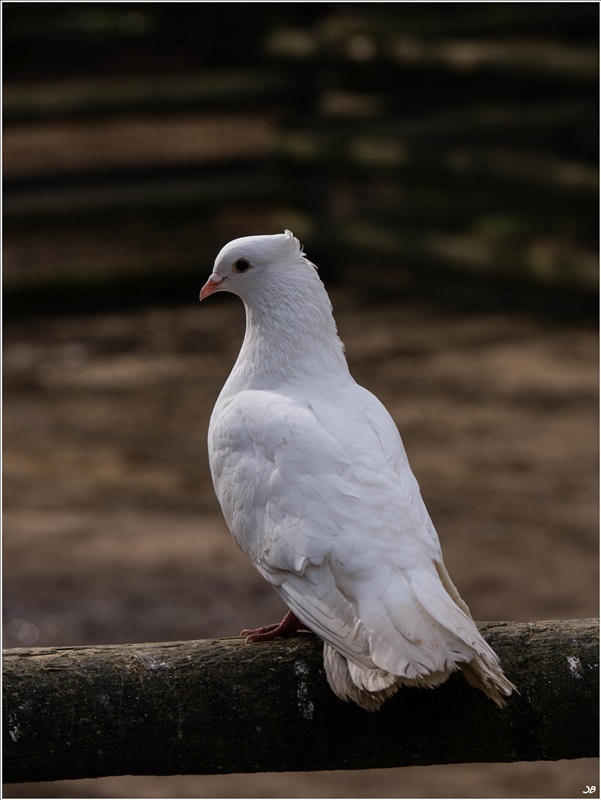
left=240, top=610, right=309, bottom=642
left=240, top=623, right=280, bottom=641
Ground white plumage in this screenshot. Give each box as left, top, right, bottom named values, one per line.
left=200, top=230, right=515, bottom=711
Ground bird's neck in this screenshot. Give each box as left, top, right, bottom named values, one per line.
left=225, top=283, right=350, bottom=394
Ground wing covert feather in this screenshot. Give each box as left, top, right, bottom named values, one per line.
left=209, top=388, right=440, bottom=571
left=209, top=387, right=479, bottom=678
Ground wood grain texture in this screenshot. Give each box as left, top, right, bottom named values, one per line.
left=3, top=619, right=598, bottom=783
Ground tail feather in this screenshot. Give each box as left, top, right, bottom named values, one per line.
left=324, top=645, right=398, bottom=711
left=433, top=559, right=517, bottom=706
left=322, top=557, right=516, bottom=710
left=460, top=655, right=517, bottom=708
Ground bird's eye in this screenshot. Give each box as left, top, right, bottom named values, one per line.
left=233, top=259, right=250, bottom=273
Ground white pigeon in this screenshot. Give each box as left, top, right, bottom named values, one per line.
left=200, top=230, right=515, bottom=711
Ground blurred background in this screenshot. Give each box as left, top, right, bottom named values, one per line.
left=3, top=3, right=598, bottom=798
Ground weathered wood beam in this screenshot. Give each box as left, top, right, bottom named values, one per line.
left=3, top=619, right=598, bottom=784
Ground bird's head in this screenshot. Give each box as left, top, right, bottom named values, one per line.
left=200, top=230, right=316, bottom=302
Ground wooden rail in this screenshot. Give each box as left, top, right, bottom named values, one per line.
left=3, top=619, right=598, bottom=784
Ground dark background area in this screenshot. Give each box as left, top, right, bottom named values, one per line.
left=4, top=2, right=598, bottom=313
left=3, top=3, right=599, bottom=798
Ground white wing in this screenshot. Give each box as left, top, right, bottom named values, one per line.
left=209, top=384, right=496, bottom=679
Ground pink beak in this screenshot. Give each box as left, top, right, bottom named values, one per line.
left=200, top=273, right=225, bottom=301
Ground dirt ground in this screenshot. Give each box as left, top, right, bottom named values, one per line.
left=3, top=287, right=598, bottom=798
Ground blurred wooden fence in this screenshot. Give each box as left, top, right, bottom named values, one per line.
left=3, top=4, right=598, bottom=312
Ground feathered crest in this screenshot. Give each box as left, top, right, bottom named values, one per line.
left=284, top=229, right=318, bottom=271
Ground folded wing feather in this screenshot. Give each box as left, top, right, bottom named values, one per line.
left=210, top=387, right=506, bottom=701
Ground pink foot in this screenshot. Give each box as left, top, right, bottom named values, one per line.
left=241, top=610, right=310, bottom=643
